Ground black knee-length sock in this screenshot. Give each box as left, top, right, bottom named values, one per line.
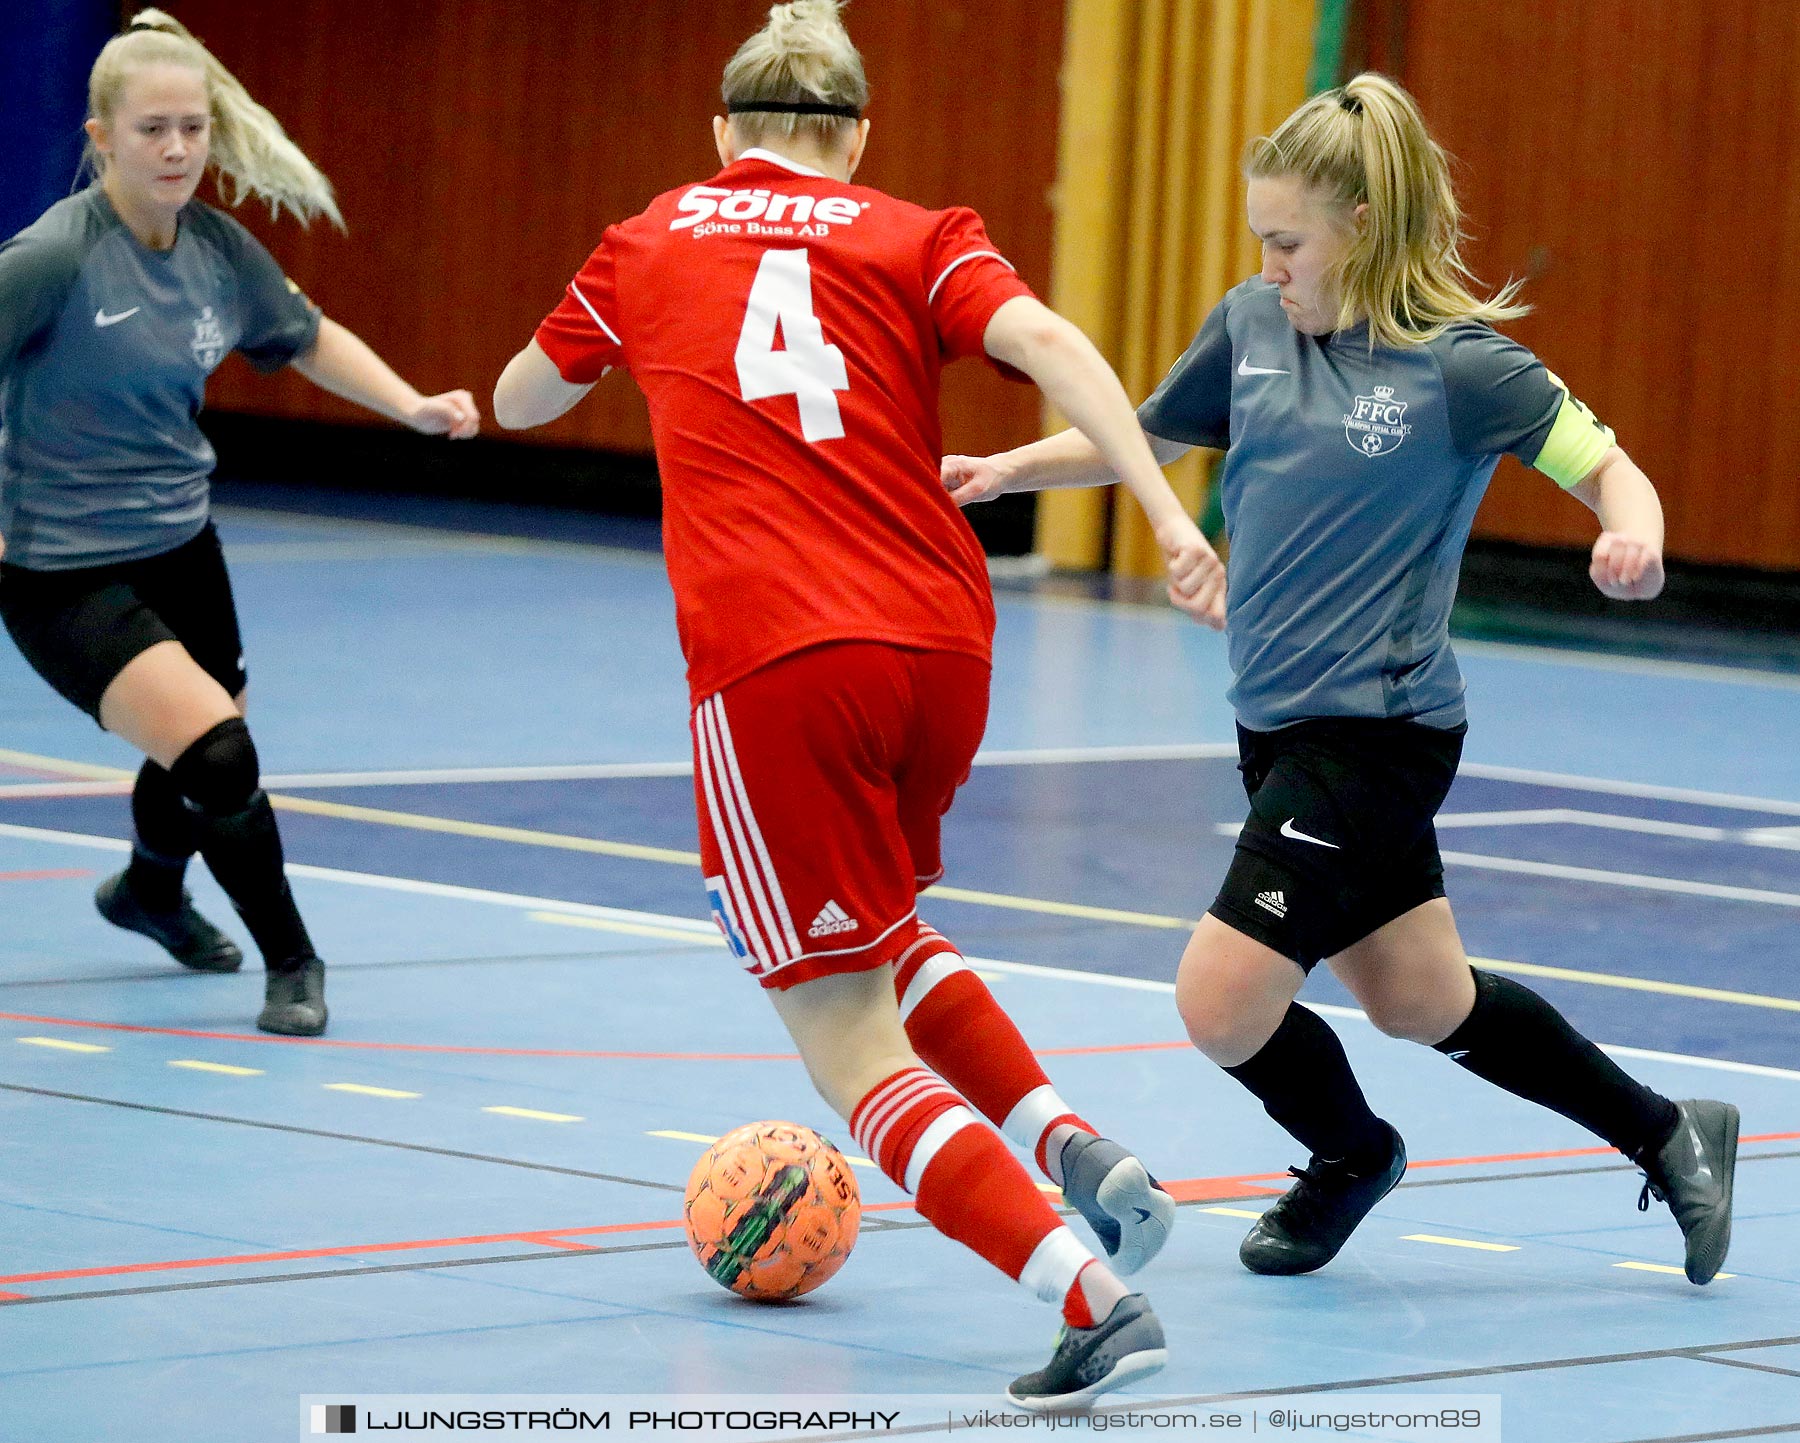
left=125, top=761, right=199, bottom=912
left=195, top=792, right=315, bottom=972
left=1434, top=969, right=1679, bottom=1162
left=168, top=720, right=315, bottom=973
left=1224, top=1003, right=1393, bottom=1168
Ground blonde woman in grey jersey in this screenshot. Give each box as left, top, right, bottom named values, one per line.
left=0, top=12, right=479, bottom=1035
left=946, top=73, right=1738, bottom=1286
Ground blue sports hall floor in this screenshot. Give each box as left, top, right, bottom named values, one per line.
left=2, top=490, right=1796, bottom=1443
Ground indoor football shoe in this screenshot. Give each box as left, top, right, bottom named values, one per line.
left=1639, top=1098, right=1739, bottom=1284
left=1239, top=1123, right=1406, bottom=1276
left=1059, top=1132, right=1175, bottom=1276
left=1007, top=1294, right=1167, bottom=1412
left=95, top=870, right=243, bottom=972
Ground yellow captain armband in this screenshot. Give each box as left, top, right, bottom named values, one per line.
left=1530, top=371, right=1616, bottom=488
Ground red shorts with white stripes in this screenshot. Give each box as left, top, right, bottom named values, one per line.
left=691, top=642, right=990, bottom=990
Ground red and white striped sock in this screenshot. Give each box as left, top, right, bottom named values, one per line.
left=893, top=925, right=1093, bottom=1182
left=850, top=1066, right=1120, bottom=1326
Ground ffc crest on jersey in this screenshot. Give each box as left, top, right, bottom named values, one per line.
left=1343, top=384, right=1412, bottom=457
left=191, top=306, right=226, bottom=370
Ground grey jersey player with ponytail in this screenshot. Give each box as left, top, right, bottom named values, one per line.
left=0, top=11, right=480, bottom=1035
left=947, top=73, right=1738, bottom=1287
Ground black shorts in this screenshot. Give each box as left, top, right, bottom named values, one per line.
left=0, top=524, right=247, bottom=723
left=1209, top=716, right=1466, bottom=971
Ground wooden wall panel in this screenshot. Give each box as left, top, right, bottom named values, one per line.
left=1362, top=0, right=1800, bottom=570
left=178, top=1, right=1063, bottom=461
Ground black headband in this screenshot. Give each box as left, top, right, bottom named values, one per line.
left=728, top=100, right=861, bottom=119
left=1337, top=91, right=1363, bottom=114
left=124, top=19, right=163, bottom=32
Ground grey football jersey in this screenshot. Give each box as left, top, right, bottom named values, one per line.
left=1139, top=277, right=1612, bottom=731
left=0, top=185, right=321, bottom=569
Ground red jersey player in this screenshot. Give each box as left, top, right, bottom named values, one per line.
left=494, top=0, right=1224, bottom=1408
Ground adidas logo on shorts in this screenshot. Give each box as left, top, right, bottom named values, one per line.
left=808, top=900, right=859, bottom=938
left=1253, top=889, right=1288, bottom=919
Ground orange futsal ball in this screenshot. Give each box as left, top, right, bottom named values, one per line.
left=683, top=1121, right=862, bottom=1300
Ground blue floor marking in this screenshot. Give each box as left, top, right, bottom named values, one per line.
left=2, top=498, right=1796, bottom=1440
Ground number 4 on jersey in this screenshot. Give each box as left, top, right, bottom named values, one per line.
left=735, top=248, right=849, bottom=443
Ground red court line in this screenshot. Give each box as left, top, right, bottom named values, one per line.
left=0, top=1201, right=923, bottom=1290
left=7, top=1136, right=1793, bottom=1295
left=1163, top=1131, right=1800, bottom=1201
left=0, top=869, right=93, bottom=882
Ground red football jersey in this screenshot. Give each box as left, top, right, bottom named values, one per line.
left=534, top=148, right=1036, bottom=700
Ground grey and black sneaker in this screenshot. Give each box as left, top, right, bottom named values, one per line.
left=1240, top=1123, right=1406, bottom=1276
left=1639, top=1098, right=1738, bottom=1285
left=257, top=958, right=327, bottom=1036
left=95, top=871, right=243, bottom=973
left=1059, top=1132, right=1175, bottom=1276
left=1007, top=1294, right=1167, bottom=1412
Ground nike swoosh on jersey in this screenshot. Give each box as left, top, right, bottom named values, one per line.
left=1280, top=817, right=1340, bottom=849
left=1237, top=356, right=1290, bottom=376
left=94, top=307, right=141, bottom=328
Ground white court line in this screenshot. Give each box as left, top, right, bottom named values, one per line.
left=1453, top=635, right=1800, bottom=692
left=1457, top=761, right=1800, bottom=818
left=8, top=764, right=1798, bottom=906
left=6, top=743, right=1798, bottom=814
left=0, top=820, right=720, bottom=937
left=2, top=818, right=1795, bottom=1084
left=1436, top=850, right=1800, bottom=908
left=211, top=505, right=667, bottom=568
left=211, top=502, right=1800, bottom=691
left=1432, top=808, right=1732, bottom=841
left=1210, top=818, right=1800, bottom=908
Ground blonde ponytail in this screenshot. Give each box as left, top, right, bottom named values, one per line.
left=722, top=0, right=869, bottom=151
left=1245, top=72, right=1524, bottom=347
left=87, top=9, right=343, bottom=229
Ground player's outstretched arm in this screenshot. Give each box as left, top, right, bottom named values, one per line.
left=1568, top=447, right=1665, bottom=601
left=977, top=296, right=1223, bottom=628
left=493, top=340, right=597, bottom=432
left=292, top=317, right=480, bottom=438
left=942, top=365, right=1190, bottom=507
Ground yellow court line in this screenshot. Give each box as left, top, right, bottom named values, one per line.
left=1614, top=1261, right=1733, bottom=1279
left=0, top=748, right=132, bottom=781
left=269, top=794, right=700, bottom=866
left=12, top=743, right=1799, bottom=1015
left=485, top=1105, right=584, bottom=1123
left=530, top=912, right=723, bottom=946
left=1403, top=1234, right=1521, bottom=1253
left=927, top=885, right=1196, bottom=929
left=169, top=1060, right=263, bottom=1076
left=1471, top=955, right=1800, bottom=1014
left=325, top=1083, right=421, bottom=1099
left=16, top=1036, right=110, bottom=1053
left=275, top=794, right=1198, bottom=930
left=1201, top=1206, right=1266, bottom=1219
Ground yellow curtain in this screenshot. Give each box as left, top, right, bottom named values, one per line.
left=1038, top=0, right=1317, bottom=576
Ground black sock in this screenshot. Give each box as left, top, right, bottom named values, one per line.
left=1224, top=1003, right=1393, bottom=1170
left=1434, top=969, right=1679, bottom=1162
left=195, top=792, right=315, bottom=972
left=168, top=720, right=315, bottom=973
left=125, top=761, right=198, bottom=912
